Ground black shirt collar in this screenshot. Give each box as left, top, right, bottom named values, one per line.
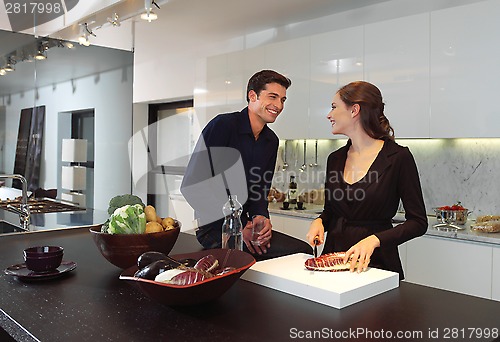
left=238, top=107, right=272, bottom=140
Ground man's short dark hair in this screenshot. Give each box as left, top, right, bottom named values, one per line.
left=246, top=70, right=292, bottom=102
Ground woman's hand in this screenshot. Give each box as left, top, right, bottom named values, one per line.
left=344, top=235, right=380, bottom=273
left=306, top=218, right=325, bottom=246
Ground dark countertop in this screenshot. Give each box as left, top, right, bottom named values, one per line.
left=1, top=228, right=500, bottom=342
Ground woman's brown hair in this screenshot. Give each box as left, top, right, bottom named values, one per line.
left=337, top=81, right=395, bottom=140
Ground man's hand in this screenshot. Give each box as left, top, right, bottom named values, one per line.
left=243, top=216, right=272, bottom=255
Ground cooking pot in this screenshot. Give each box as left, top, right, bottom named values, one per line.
left=434, top=207, right=471, bottom=225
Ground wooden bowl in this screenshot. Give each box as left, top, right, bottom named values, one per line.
left=90, top=225, right=180, bottom=269
left=119, top=249, right=255, bottom=306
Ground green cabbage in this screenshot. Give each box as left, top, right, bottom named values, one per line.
left=107, top=204, right=146, bottom=234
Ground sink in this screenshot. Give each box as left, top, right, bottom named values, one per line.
left=0, top=221, right=24, bottom=233
left=0, top=198, right=84, bottom=214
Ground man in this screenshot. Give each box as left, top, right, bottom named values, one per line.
left=181, top=70, right=311, bottom=260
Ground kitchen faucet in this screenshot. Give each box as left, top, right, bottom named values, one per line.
left=0, top=174, right=31, bottom=231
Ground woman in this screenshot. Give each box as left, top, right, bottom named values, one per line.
left=307, top=81, right=427, bottom=280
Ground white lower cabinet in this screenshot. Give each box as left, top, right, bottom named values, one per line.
left=493, top=246, right=500, bottom=301
left=270, top=214, right=311, bottom=241
left=405, top=235, right=493, bottom=300
left=398, top=242, right=407, bottom=278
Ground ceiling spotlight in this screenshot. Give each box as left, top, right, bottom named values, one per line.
left=0, top=68, right=6, bottom=76
left=4, top=57, right=15, bottom=72
left=141, top=0, right=159, bottom=22
left=78, top=23, right=95, bottom=46
left=78, top=32, right=90, bottom=46
left=140, top=10, right=157, bottom=22
left=34, top=50, right=47, bottom=60
left=107, top=13, right=121, bottom=27
left=34, top=44, right=47, bottom=60
left=64, top=41, right=74, bottom=49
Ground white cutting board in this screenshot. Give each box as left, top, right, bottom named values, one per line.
left=241, top=253, right=399, bottom=309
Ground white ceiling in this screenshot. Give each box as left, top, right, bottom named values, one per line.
left=0, top=0, right=391, bottom=97
left=154, top=0, right=390, bottom=37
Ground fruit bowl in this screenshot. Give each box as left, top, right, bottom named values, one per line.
left=90, top=224, right=180, bottom=269
left=119, top=249, right=255, bottom=306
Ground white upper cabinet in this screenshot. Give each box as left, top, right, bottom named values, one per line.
left=225, top=50, right=247, bottom=111
left=430, top=0, right=500, bottom=138
left=201, top=54, right=234, bottom=128
left=201, top=1, right=500, bottom=140
left=201, top=49, right=257, bottom=129
left=364, top=14, right=431, bottom=138
left=265, top=37, right=310, bottom=139
left=309, top=26, right=364, bottom=139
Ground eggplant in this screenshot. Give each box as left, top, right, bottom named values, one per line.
left=134, top=259, right=179, bottom=280
left=137, top=251, right=168, bottom=269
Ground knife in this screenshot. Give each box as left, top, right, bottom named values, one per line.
left=313, top=236, right=319, bottom=258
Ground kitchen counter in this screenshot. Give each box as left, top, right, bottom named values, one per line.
left=268, top=202, right=500, bottom=246
left=1, top=228, right=500, bottom=342
left=268, top=201, right=324, bottom=219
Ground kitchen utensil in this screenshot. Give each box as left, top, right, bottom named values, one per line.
left=120, top=248, right=255, bottom=306
left=313, top=236, right=319, bottom=258
left=282, top=140, right=288, bottom=171
left=434, top=207, right=470, bottom=223
left=276, top=145, right=284, bottom=172
left=300, top=140, right=307, bottom=172
left=309, top=140, right=318, bottom=167
left=294, top=140, right=299, bottom=168
left=433, top=204, right=471, bottom=230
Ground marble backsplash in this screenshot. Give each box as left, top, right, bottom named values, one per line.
left=272, top=138, right=500, bottom=218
